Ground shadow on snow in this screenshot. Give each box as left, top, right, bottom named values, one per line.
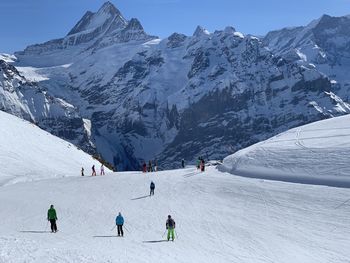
left=20, top=230, right=51, bottom=234
left=131, top=195, right=150, bottom=201
left=142, top=240, right=168, bottom=243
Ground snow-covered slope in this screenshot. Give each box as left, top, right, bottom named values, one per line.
left=0, top=108, right=348, bottom=262
left=222, top=114, right=350, bottom=187
left=0, top=167, right=349, bottom=262
left=0, top=110, right=107, bottom=186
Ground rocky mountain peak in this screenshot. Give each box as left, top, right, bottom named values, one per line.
left=98, top=1, right=120, bottom=16
left=67, top=1, right=126, bottom=36
left=193, top=26, right=210, bottom=37
left=125, top=18, right=144, bottom=31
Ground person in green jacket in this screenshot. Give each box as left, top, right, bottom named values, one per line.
left=47, top=205, right=58, bottom=233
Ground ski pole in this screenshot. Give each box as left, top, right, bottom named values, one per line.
left=124, top=225, right=130, bottom=233
left=162, top=230, right=167, bottom=238
left=111, top=225, right=116, bottom=231
left=175, top=229, right=179, bottom=239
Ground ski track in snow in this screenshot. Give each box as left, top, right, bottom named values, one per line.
left=0, top=167, right=349, bottom=263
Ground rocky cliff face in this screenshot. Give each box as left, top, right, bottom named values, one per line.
left=264, top=14, right=350, bottom=101
left=2, top=3, right=350, bottom=170
left=0, top=59, right=95, bottom=155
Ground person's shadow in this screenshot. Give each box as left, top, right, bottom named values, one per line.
left=142, top=240, right=168, bottom=243
left=20, top=230, right=51, bottom=234
left=131, top=195, right=149, bottom=201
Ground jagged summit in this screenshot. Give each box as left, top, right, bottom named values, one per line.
left=67, top=1, right=126, bottom=36
left=193, top=25, right=210, bottom=37
left=125, top=18, right=144, bottom=31
left=99, top=1, right=119, bottom=14
left=16, top=1, right=155, bottom=58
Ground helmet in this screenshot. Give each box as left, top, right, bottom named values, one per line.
left=168, top=215, right=171, bottom=218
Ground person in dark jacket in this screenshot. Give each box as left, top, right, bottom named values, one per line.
left=166, top=215, right=176, bottom=241
left=47, top=205, right=58, bottom=233
left=154, top=160, right=158, bottom=172
left=181, top=159, right=185, bottom=168
left=115, top=212, right=124, bottom=237
left=148, top=160, right=153, bottom=172
left=81, top=167, right=84, bottom=176
left=150, top=181, right=155, bottom=196
left=196, top=157, right=201, bottom=169
left=92, top=165, right=96, bottom=176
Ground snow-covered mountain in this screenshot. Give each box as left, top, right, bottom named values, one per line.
left=0, top=110, right=108, bottom=186
left=2, top=2, right=350, bottom=170
left=0, top=59, right=95, bottom=154
left=264, top=14, right=350, bottom=101
left=222, top=114, right=350, bottom=187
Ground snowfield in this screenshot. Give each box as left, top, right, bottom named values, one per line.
left=222, top=114, right=350, bottom=188
left=0, top=168, right=349, bottom=263
left=0, top=110, right=108, bottom=186
left=0, top=110, right=349, bottom=262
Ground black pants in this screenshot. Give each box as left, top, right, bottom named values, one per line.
left=49, top=219, right=57, bottom=232
left=117, top=225, right=124, bottom=236
left=150, top=188, right=155, bottom=196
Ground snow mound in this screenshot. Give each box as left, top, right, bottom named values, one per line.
left=0, top=110, right=107, bottom=185
left=221, top=114, right=350, bottom=187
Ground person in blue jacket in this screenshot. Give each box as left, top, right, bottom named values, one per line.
left=115, top=212, right=124, bottom=237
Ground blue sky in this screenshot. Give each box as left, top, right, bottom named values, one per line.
left=1, top=0, right=350, bottom=53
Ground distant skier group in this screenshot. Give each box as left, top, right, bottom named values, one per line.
left=142, top=160, right=158, bottom=173
left=81, top=164, right=105, bottom=176
left=47, top=180, right=176, bottom=240
left=63, top=156, right=207, bottom=240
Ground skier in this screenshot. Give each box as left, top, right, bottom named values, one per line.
left=150, top=181, right=155, bottom=196
left=196, top=157, right=201, bottom=169
left=115, top=212, right=124, bottom=237
left=47, top=205, right=58, bottom=233
left=200, top=158, right=205, bottom=172
left=142, top=162, right=147, bottom=173
left=100, top=164, right=105, bottom=176
left=81, top=167, right=84, bottom=176
left=166, top=215, right=176, bottom=241
left=92, top=165, right=96, bottom=176
left=181, top=159, right=185, bottom=168
left=148, top=160, right=153, bottom=172
left=154, top=160, right=158, bottom=172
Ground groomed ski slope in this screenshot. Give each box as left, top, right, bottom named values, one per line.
left=0, top=110, right=349, bottom=262
left=0, top=110, right=108, bottom=186
left=0, top=167, right=349, bottom=263
left=222, top=114, right=350, bottom=187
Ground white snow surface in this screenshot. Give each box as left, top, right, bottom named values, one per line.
left=0, top=109, right=349, bottom=262
left=222, top=114, right=350, bottom=187
left=0, top=167, right=349, bottom=262
left=0, top=110, right=107, bottom=186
